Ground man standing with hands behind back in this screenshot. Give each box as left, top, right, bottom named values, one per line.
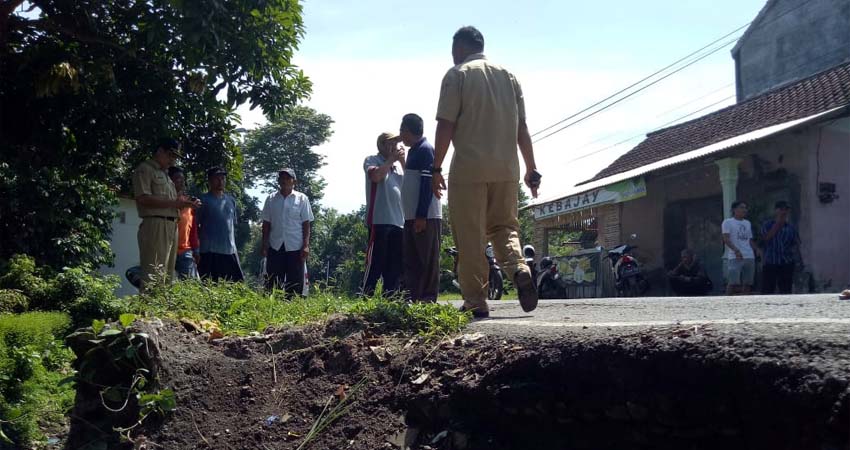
left=399, top=113, right=442, bottom=302
left=431, top=26, right=542, bottom=318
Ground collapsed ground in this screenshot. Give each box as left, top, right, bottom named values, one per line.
left=66, top=315, right=849, bottom=450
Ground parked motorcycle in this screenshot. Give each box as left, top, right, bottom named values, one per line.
left=523, top=244, right=538, bottom=281
left=443, top=244, right=504, bottom=300
left=606, top=244, right=650, bottom=297
left=536, top=256, right=565, bottom=299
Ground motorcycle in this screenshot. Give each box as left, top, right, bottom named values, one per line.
left=606, top=244, right=650, bottom=297
left=523, top=244, right=538, bottom=282
left=443, top=244, right=505, bottom=300
left=536, top=256, right=565, bottom=299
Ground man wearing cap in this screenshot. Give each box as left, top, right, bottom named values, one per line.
left=760, top=201, right=800, bottom=294
left=197, top=167, right=244, bottom=282
left=261, top=168, right=314, bottom=297
left=132, top=138, right=200, bottom=291
left=431, top=26, right=541, bottom=318
left=362, top=132, right=405, bottom=297
left=399, top=113, right=442, bottom=302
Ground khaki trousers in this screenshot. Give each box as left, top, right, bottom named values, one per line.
left=138, top=217, right=178, bottom=291
left=448, top=180, right=529, bottom=311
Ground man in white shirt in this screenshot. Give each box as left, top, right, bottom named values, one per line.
left=261, top=168, right=315, bottom=297
left=721, top=200, right=761, bottom=295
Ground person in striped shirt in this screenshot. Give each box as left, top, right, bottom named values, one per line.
left=760, top=201, right=800, bottom=294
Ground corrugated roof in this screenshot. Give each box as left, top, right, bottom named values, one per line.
left=528, top=106, right=846, bottom=210
left=580, top=61, right=850, bottom=185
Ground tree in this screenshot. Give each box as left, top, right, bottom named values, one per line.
left=242, top=106, right=333, bottom=204
left=0, top=0, right=311, bottom=269
left=518, top=184, right=534, bottom=246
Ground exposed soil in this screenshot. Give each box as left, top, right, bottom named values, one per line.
left=65, top=317, right=849, bottom=450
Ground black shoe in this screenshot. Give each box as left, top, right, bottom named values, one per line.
left=459, top=304, right=490, bottom=319
left=514, top=269, right=538, bottom=313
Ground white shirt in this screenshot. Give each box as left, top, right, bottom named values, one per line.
left=261, top=190, right=315, bottom=252
left=721, top=217, right=754, bottom=259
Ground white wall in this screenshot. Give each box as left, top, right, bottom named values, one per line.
left=99, top=197, right=141, bottom=297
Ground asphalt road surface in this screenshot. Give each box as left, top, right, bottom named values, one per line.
left=451, top=293, right=850, bottom=379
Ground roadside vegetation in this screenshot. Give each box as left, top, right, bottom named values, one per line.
left=0, top=253, right=469, bottom=449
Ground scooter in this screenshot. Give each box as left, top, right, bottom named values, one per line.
left=536, top=256, right=565, bottom=299
left=444, top=244, right=504, bottom=300
left=606, top=244, right=650, bottom=297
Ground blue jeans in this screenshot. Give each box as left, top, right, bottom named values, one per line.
left=175, top=250, right=198, bottom=280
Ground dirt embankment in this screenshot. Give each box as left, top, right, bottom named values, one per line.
left=66, top=317, right=849, bottom=450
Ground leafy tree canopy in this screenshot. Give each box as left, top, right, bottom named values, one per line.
left=0, top=0, right=311, bottom=269
left=242, top=105, right=333, bottom=204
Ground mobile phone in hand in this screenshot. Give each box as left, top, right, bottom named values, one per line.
left=529, top=170, right=542, bottom=189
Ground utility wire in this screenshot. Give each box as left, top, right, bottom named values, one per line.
left=530, top=0, right=817, bottom=143
left=532, top=35, right=741, bottom=144
left=530, top=24, right=749, bottom=138
left=566, top=94, right=737, bottom=163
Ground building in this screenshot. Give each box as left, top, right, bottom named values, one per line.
left=99, top=196, right=141, bottom=297
left=530, top=0, right=850, bottom=296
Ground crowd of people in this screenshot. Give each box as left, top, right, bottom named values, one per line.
left=130, top=26, right=542, bottom=316
left=132, top=138, right=314, bottom=297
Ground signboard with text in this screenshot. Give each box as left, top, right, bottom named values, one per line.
left=533, top=177, right=647, bottom=220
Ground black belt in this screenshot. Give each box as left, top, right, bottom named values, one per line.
left=146, top=215, right=177, bottom=221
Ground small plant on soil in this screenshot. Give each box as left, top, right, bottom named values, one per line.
left=66, top=313, right=174, bottom=447
left=127, top=279, right=470, bottom=337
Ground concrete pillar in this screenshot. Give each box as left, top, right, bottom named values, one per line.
left=715, top=157, right=742, bottom=216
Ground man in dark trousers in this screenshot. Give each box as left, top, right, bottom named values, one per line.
left=197, top=167, right=244, bottom=282
left=399, top=114, right=442, bottom=302
left=362, top=132, right=405, bottom=297
left=261, top=168, right=314, bottom=297
left=761, top=201, right=800, bottom=294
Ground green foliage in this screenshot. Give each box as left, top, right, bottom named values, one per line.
left=0, top=290, right=28, bottom=314
left=349, top=298, right=470, bottom=339
left=128, top=279, right=469, bottom=337
left=242, top=106, right=334, bottom=203
left=0, top=312, right=75, bottom=448
left=309, top=206, right=369, bottom=293
left=0, top=255, right=123, bottom=327
left=1, top=0, right=311, bottom=270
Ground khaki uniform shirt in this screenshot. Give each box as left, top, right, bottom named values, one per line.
left=436, top=53, right=526, bottom=184
left=132, top=159, right=178, bottom=218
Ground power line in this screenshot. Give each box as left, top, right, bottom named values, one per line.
left=654, top=83, right=733, bottom=118
left=530, top=24, right=749, bottom=138
left=530, top=0, right=817, bottom=144
left=532, top=34, right=741, bottom=144
left=566, top=94, right=737, bottom=164
left=569, top=83, right=735, bottom=151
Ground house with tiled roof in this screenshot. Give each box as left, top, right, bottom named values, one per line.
left=529, top=0, right=850, bottom=296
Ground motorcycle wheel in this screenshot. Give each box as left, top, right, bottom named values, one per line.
left=488, top=270, right=504, bottom=300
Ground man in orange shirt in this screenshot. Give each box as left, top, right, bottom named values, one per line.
left=168, top=167, right=200, bottom=279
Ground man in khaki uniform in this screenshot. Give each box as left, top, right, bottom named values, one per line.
left=431, top=26, right=542, bottom=318
left=132, top=138, right=199, bottom=290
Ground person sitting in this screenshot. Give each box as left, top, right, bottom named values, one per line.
left=668, top=249, right=712, bottom=296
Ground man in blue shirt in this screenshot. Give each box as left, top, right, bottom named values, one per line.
left=761, top=201, right=799, bottom=294
left=399, top=114, right=442, bottom=302
left=197, top=167, right=244, bottom=282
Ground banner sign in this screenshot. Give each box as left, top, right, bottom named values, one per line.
left=553, top=251, right=601, bottom=287
left=533, top=177, right=647, bottom=220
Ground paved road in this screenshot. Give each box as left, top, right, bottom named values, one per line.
left=452, top=294, right=850, bottom=339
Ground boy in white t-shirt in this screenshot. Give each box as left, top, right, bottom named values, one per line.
left=721, top=200, right=761, bottom=295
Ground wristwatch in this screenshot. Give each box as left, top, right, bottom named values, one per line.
left=431, top=167, right=442, bottom=173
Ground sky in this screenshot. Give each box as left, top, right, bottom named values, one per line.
left=237, top=0, right=769, bottom=212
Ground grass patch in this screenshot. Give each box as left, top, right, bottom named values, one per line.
left=0, top=312, right=76, bottom=448
left=127, top=280, right=470, bottom=338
